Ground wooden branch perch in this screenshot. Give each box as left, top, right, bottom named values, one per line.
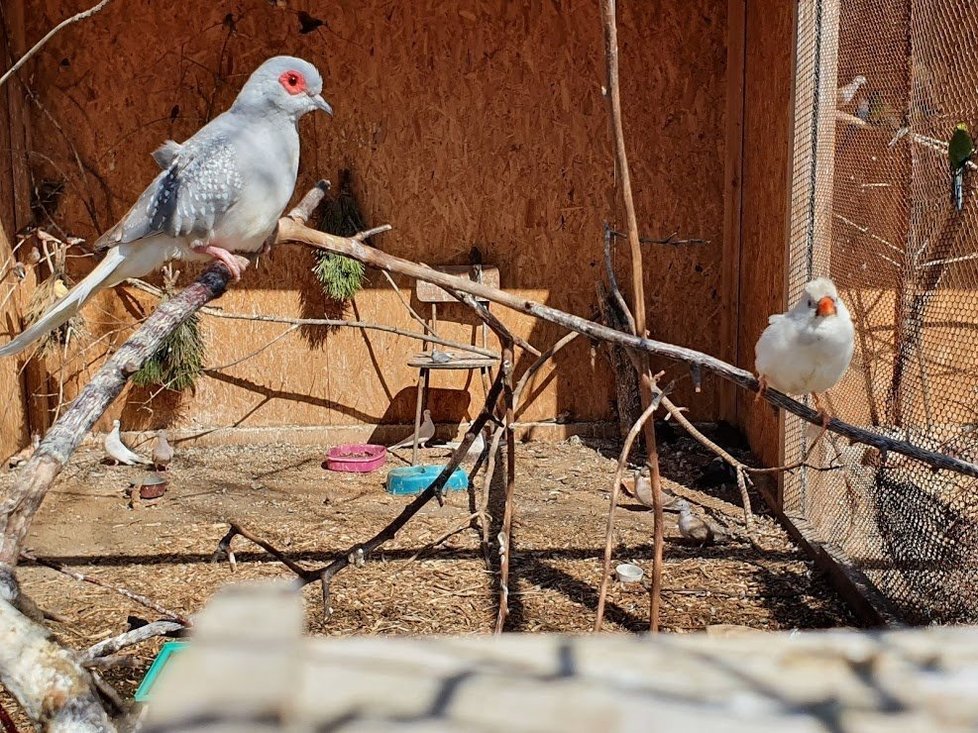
left=276, top=216, right=978, bottom=479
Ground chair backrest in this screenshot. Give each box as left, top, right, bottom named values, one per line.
left=415, top=265, right=499, bottom=304
left=414, top=265, right=499, bottom=352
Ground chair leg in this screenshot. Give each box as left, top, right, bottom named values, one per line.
left=412, top=369, right=426, bottom=466
left=480, top=366, right=490, bottom=399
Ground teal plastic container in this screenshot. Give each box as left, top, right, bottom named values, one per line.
left=134, top=640, right=188, bottom=702
left=386, top=464, right=469, bottom=495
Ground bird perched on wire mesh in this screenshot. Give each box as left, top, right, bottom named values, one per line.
left=754, top=277, right=854, bottom=425
left=949, top=122, right=974, bottom=212
left=104, top=420, right=152, bottom=466
left=837, top=74, right=866, bottom=106
left=0, top=56, right=333, bottom=357
left=856, top=89, right=909, bottom=146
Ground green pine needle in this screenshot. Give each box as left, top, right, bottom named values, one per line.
left=313, top=251, right=366, bottom=301
left=132, top=311, right=204, bottom=392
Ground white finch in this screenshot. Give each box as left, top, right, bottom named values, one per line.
left=754, top=277, right=854, bottom=421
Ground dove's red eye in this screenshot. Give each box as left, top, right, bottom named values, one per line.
left=278, top=70, right=307, bottom=95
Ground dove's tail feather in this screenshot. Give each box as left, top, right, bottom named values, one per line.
left=0, top=247, right=131, bottom=357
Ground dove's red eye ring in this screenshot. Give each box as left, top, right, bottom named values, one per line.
left=279, top=70, right=307, bottom=95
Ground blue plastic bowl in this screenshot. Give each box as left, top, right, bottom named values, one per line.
left=386, top=464, right=469, bottom=495
left=134, top=640, right=188, bottom=702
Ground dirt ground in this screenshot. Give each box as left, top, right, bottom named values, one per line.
left=0, top=423, right=855, bottom=711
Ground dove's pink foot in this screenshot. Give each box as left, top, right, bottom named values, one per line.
left=194, top=244, right=249, bottom=281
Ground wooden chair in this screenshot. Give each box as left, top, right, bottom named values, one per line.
left=408, top=265, right=500, bottom=464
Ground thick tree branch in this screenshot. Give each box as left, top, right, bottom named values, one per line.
left=276, top=216, right=978, bottom=479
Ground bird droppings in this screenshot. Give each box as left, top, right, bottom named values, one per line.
left=0, top=428, right=855, bottom=704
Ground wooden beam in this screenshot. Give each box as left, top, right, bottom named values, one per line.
left=720, top=0, right=747, bottom=426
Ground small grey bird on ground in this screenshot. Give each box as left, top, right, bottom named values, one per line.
left=0, top=56, right=333, bottom=357
left=390, top=410, right=436, bottom=450
left=104, top=420, right=152, bottom=466
left=631, top=468, right=681, bottom=511
left=152, top=430, right=173, bottom=470
left=676, top=499, right=716, bottom=546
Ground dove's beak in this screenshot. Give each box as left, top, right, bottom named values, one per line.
left=312, top=94, right=334, bottom=115
left=816, top=296, right=837, bottom=317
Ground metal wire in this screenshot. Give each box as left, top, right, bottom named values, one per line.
left=787, top=0, right=978, bottom=623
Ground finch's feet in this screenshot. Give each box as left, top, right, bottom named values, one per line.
left=194, top=244, right=249, bottom=281
left=755, top=375, right=768, bottom=403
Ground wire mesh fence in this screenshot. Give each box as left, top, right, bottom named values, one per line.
left=786, top=0, right=978, bottom=623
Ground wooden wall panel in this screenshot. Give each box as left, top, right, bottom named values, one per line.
left=738, top=0, right=797, bottom=466
left=0, top=0, right=32, bottom=459
left=11, top=0, right=730, bottom=438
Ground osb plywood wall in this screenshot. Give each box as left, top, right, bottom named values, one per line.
left=1, top=0, right=740, bottom=445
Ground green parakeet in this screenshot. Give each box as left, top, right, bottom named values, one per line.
left=949, top=122, right=974, bottom=212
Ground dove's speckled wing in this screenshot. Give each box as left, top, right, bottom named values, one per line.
left=94, top=130, right=244, bottom=252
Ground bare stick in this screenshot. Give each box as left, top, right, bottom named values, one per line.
left=608, top=229, right=709, bottom=246
left=494, top=348, right=517, bottom=634
left=0, top=0, right=114, bottom=89
left=276, top=218, right=978, bottom=479
left=82, top=620, right=184, bottom=662
left=594, top=397, right=659, bottom=631
left=479, top=424, right=506, bottom=551
left=0, top=700, right=18, bottom=733
left=212, top=521, right=315, bottom=581
left=514, top=331, right=581, bottom=417
left=380, top=270, right=436, bottom=336
left=656, top=396, right=756, bottom=536
left=123, top=278, right=493, bottom=357
left=20, top=550, right=190, bottom=625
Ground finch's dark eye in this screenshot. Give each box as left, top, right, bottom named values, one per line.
left=808, top=299, right=814, bottom=308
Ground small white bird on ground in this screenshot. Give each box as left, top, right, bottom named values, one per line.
left=441, top=428, right=486, bottom=458
left=152, top=429, right=173, bottom=470
left=754, top=277, right=854, bottom=425
left=390, top=409, right=435, bottom=450
left=676, top=499, right=716, bottom=546
left=838, top=74, right=867, bottom=105
left=104, top=420, right=151, bottom=466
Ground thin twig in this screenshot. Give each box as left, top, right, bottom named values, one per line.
left=0, top=700, right=19, bottom=733
left=281, top=218, right=978, bottom=479
left=82, top=620, right=184, bottom=662
left=19, top=552, right=191, bottom=626
left=123, top=278, right=494, bottom=357
left=608, top=229, right=709, bottom=246
left=513, top=331, right=580, bottom=417
left=380, top=270, right=436, bottom=336
left=0, top=0, right=114, bottom=88
left=656, top=396, right=756, bottom=537
left=594, top=397, right=659, bottom=631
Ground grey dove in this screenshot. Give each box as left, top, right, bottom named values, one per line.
left=676, top=499, right=716, bottom=546
left=104, top=419, right=151, bottom=466
left=441, top=427, right=486, bottom=457
left=631, top=468, right=680, bottom=511
left=391, top=410, right=435, bottom=450
left=0, top=56, right=332, bottom=357
left=152, top=429, right=173, bottom=470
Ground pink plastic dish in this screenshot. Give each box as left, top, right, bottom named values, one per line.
left=325, top=444, right=387, bottom=473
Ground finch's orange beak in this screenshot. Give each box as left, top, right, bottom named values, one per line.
left=816, top=296, right=837, bottom=317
